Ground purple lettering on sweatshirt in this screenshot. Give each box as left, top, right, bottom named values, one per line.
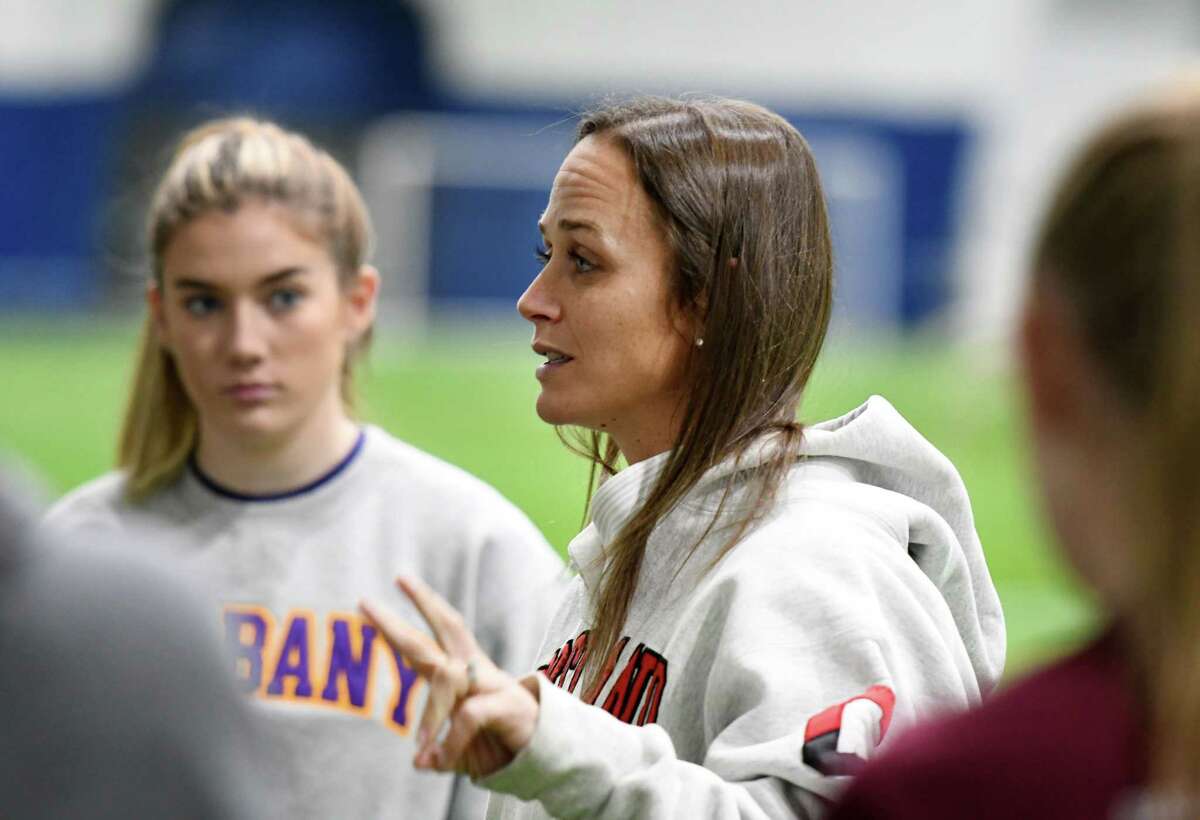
left=322, top=618, right=376, bottom=708
left=388, top=647, right=420, bottom=729
left=267, top=614, right=314, bottom=698
left=223, top=609, right=268, bottom=694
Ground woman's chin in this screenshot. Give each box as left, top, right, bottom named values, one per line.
left=203, top=409, right=294, bottom=450
left=534, top=399, right=565, bottom=426
left=534, top=394, right=582, bottom=427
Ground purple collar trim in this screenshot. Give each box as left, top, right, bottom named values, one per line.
left=190, top=429, right=366, bottom=503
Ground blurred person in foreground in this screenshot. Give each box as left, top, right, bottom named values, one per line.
left=360, top=96, right=1006, bottom=819
left=0, top=467, right=264, bottom=818
left=45, top=118, right=565, bottom=819
left=831, top=78, right=1200, bottom=820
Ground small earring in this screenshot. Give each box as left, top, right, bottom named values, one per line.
left=695, top=337, right=705, bottom=348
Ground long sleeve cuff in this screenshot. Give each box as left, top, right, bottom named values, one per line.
left=480, top=674, right=674, bottom=815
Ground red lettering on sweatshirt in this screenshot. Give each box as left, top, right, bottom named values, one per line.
left=601, top=643, right=668, bottom=726
left=539, top=631, right=667, bottom=725
left=566, top=632, right=589, bottom=694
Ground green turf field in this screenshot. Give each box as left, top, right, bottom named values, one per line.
left=0, top=318, right=1097, bottom=678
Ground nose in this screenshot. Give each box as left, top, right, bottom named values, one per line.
left=225, top=301, right=267, bottom=366
left=517, top=269, right=560, bottom=325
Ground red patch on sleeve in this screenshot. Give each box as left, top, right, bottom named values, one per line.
left=804, top=684, right=896, bottom=742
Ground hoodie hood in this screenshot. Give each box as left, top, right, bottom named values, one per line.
left=571, top=394, right=1006, bottom=695
left=801, top=396, right=1006, bottom=693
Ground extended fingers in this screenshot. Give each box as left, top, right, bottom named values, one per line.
left=396, top=576, right=479, bottom=658
left=364, top=582, right=517, bottom=776
left=359, top=598, right=444, bottom=674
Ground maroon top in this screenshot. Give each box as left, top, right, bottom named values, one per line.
left=830, top=629, right=1145, bottom=820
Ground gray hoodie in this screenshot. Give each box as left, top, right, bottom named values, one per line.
left=484, top=396, right=1005, bottom=819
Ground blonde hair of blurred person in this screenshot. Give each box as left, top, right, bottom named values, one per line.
left=829, top=78, right=1200, bottom=820
left=120, top=117, right=375, bottom=501
left=1027, top=80, right=1200, bottom=807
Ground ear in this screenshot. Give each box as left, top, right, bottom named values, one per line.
left=671, top=288, right=708, bottom=346
left=1019, top=283, right=1093, bottom=440
left=146, top=280, right=170, bottom=350
left=344, top=264, right=380, bottom=341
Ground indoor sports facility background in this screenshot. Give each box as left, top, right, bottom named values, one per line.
left=2, top=0, right=1196, bottom=677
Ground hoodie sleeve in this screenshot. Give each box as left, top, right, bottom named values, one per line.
left=483, top=634, right=893, bottom=819
left=480, top=523, right=954, bottom=819
left=804, top=396, right=1005, bottom=692
left=484, top=669, right=841, bottom=819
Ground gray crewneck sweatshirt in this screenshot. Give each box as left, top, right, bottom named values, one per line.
left=483, top=396, right=1005, bottom=819
left=45, top=426, right=566, bottom=820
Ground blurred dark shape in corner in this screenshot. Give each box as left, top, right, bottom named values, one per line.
left=0, top=465, right=267, bottom=819
left=140, top=0, right=433, bottom=121
left=105, top=0, right=437, bottom=308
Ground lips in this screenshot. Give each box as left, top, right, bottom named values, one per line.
left=224, top=383, right=278, bottom=403
left=532, top=342, right=574, bottom=380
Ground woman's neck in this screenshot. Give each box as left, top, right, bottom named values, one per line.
left=193, top=402, right=360, bottom=496
left=612, top=430, right=674, bottom=466
left=609, top=394, right=688, bottom=465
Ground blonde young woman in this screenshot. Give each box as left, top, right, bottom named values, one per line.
left=47, top=118, right=564, bottom=820
left=831, top=79, right=1200, bottom=820
left=361, top=97, right=1006, bottom=819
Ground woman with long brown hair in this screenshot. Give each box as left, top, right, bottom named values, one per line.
left=830, top=79, right=1200, bottom=819
left=363, top=96, right=1005, bottom=818
left=46, top=117, right=564, bottom=820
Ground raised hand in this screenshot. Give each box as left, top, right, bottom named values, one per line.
left=360, top=576, right=541, bottom=779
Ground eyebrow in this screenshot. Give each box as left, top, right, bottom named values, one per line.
left=172, top=267, right=307, bottom=291
left=538, top=218, right=604, bottom=237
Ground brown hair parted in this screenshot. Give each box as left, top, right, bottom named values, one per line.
left=568, top=97, right=834, bottom=693
left=1031, top=81, right=1200, bottom=799
left=119, top=117, right=374, bottom=502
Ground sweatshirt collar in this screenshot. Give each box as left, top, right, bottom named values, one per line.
left=186, top=428, right=367, bottom=505
left=564, top=423, right=861, bottom=593
left=567, top=436, right=799, bottom=591
left=576, top=396, right=884, bottom=554
left=567, top=449, right=671, bottom=593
